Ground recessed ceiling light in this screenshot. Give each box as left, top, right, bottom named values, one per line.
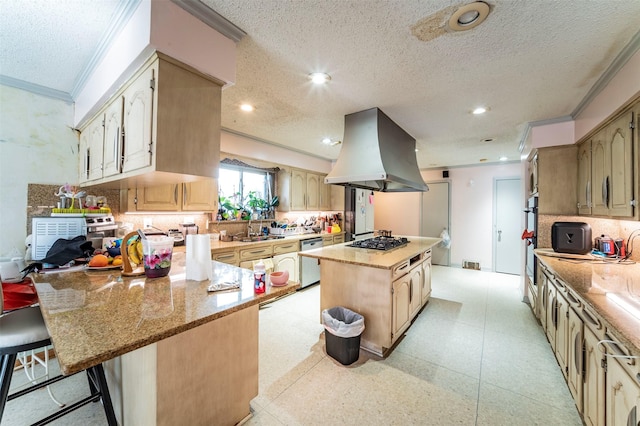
left=240, top=103, right=254, bottom=112
left=472, top=107, right=487, bottom=115
left=309, top=72, right=331, bottom=84
left=499, top=156, right=508, bottom=161
left=448, top=2, right=490, bottom=31
left=415, top=148, right=419, bottom=152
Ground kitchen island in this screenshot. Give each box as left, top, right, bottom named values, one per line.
left=31, top=251, right=298, bottom=426
left=299, top=236, right=441, bottom=357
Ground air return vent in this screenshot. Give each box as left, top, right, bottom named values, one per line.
left=462, top=260, right=480, bottom=270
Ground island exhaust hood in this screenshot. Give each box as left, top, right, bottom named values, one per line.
left=325, top=108, right=429, bottom=192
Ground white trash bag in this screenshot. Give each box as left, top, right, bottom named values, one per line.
left=439, top=228, right=451, bottom=249
left=322, top=307, right=365, bottom=338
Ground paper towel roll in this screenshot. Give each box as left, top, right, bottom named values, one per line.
left=186, top=234, right=213, bottom=281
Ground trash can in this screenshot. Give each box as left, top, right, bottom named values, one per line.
left=322, top=307, right=365, bottom=365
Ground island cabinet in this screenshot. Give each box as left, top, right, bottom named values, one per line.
left=124, top=178, right=218, bottom=212
left=78, top=52, right=222, bottom=189
left=305, top=238, right=440, bottom=357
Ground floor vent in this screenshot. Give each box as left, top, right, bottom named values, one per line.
left=462, top=260, right=480, bottom=270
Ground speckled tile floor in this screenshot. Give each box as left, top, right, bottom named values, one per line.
left=2, top=266, right=582, bottom=425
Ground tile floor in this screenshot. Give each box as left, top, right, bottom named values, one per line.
left=2, top=266, right=583, bottom=425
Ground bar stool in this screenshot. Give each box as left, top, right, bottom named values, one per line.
left=0, top=286, right=117, bottom=425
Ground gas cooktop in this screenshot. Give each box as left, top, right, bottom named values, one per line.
left=348, top=236, right=409, bottom=251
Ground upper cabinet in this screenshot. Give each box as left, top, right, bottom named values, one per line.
left=78, top=52, right=222, bottom=188
left=125, top=178, right=218, bottom=212
left=577, top=100, right=637, bottom=219
left=278, top=169, right=338, bottom=211
left=529, top=145, right=578, bottom=215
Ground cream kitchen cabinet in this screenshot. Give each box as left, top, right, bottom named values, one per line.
left=78, top=114, right=105, bottom=183
left=126, top=179, right=218, bottom=212
left=605, top=339, right=640, bottom=426
left=392, top=261, right=423, bottom=338
left=582, top=312, right=605, bottom=426
left=528, top=146, right=578, bottom=215
left=591, top=111, right=634, bottom=218
left=544, top=273, right=557, bottom=349
left=272, top=252, right=299, bottom=283
left=332, top=233, right=344, bottom=244
left=577, top=139, right=592, bottom=215
left=554, top=288, right=569, bottom=379
left=330, top=185, right=345, bottom=211
left=212, top=250, right=239, bottom=266
left=421, top=250, right=432, bottom=305
left=566, top=299, right=583, bottom=410
left=277, top=169, right=333, bottom=212
left=78, top=52, right=222, bottom=189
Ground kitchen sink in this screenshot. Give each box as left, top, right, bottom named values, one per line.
left=234, top=235, right=285, bottom=243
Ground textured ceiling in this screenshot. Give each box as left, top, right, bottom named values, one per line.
left=1, top=0, right=639, bottom=169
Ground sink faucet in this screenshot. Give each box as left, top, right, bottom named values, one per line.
left=247, top=221, right=254, bottom=238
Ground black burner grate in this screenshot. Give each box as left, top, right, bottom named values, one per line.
left=348, top=236, right=409, bottom=251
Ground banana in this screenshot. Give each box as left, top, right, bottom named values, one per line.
left=136, top=239, right=144, bottom=261
left=128, top=238, right=142, bottom=265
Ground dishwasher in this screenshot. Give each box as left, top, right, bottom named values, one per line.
left=300, top=237, right=323, bottom=288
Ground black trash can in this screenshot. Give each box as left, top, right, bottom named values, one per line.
left=322, top=307, right=365, bottom=365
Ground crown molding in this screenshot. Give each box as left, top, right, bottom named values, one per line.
left=517, top=115, right=573, bottom=153
left=171, top=0, right=246, bottom=42
left=0, top=75, right=73, bottom=103
left=70, top=0, right=142, bottom=99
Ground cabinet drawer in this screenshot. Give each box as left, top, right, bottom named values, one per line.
left=602, top=333, right=640, bottom=380
left=322, top=235, right=334, bottom=246
left=212, top=251, right=238, bottom=265
left=273, top=240, right=299, bottom=254
left=332, top=234, right=344, bottom=244
left=239, top=246, right=273, bottom=261
left=392, top=260, right=411, bottom=280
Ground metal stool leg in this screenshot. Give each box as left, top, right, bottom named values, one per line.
left=0, top=353, right=18, bottom=422
left=87, top=364, right=117, bottom=426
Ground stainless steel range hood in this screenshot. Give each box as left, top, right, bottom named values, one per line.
left=325, top=108, right=429, bottom=192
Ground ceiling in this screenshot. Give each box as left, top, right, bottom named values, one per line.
left=2, top=0, right=640, bottom=169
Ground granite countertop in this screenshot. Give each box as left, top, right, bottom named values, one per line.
left=534, top=250, right=640, bottom=357
left=31, top=251, right=299, bottom=375
left=210, top=232, right=344, bottom=252
left=298, top=236, right=442, bottom=269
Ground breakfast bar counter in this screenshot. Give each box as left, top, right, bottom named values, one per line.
left=31, top=251, right=299, bottom=425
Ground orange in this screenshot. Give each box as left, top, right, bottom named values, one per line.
left=112, top=258, right=123, bottom=266
left=89, top=254, right=109, bottom=267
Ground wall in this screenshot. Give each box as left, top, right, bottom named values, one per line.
left=0, top=85, right=78, bottom=257
left=374, top=162, right=521, bottom=270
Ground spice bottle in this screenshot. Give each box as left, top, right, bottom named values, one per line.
left=254, top=261, right=266, bottom=294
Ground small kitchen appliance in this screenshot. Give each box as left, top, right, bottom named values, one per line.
left=551, top=222, right=592, bottom=255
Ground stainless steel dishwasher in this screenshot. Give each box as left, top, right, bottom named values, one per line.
left=300, top=237, right=323, bottom=288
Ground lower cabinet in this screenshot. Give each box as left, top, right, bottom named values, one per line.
left=272, top=251, right=299, bottom=283
left=566, top=305, right=583, bottom=409
left=545, top=278, right=557, bottom=350
left=606, top=353, right=640, bottom=426
left=421, top=252, right=432, bottom=305
left=583, top=325, right=606, bottom=426
left=555, top=290, right=570, bottom=379
left=392, top=261, right=423, bottom=338
left=212, top=250, right=239, bottom=266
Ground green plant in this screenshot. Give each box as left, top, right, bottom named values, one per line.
left=244, top=191, right=268, bottom=213
left=218, top=193, right=242, bottom=220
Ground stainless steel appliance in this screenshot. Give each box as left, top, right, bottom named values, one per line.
left=524, top=196, right=538, bottom=287
left=300, top=237, right=323, bottom=287
left=348, top=235, right=409, bottom=251
left=344, top=187, right=375, bottom=242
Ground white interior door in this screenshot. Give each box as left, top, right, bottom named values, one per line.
left=420, top=181, right=450, bottom=266
left=494, top=178, right=522, bottom=274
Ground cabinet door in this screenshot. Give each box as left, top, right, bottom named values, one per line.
left=409, top=264, right=422, bottom=318
left=591, top=129, right=609, bottom=215
left=422, top=257, right=432, bottom=305
left=80, top=115, right=105, bottom=182
left=135, top=184, right=180, bottom=211
left=330, top=184, right=345, bottom=211
left=607, top=112, right=633, bottom=217
left=577, top=140, right=592, bottom=215
left=583, top=326, right=605, bottom=426
left=555, top=290, right=569, bottom=378
left=122, top=61, right=155, bottom=173
left=319, top=175, right=331, bottom=210
left=291, top=169, right=306, bottom=210
left=273, top=252, right=299, bottom=283
left=78, top=121, right=92, bottom=183
left=606, top=356, right=640, bottom=426
left=566, top=307, right=583, bottom=411
left=182, top=179, right=217, bottom=211
left=392, top=275, right=411, bottom=339
left=103, top=97, right=123, bottom=178
left=306, top=173, right=321, bottom=210
left=545, top=280, right=557, bottom=349
left=538, top=270, right=547, bottom=330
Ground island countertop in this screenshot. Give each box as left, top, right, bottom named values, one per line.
left=534, top=250, right=640, bottom=357
left=298, top=236, right=442, bottom=269
left=30, top=251, right=298, bottom=375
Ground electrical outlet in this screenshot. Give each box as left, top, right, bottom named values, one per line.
left=143, top=217, right=152, bottom=228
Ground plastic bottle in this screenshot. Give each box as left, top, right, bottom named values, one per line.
left=254, top=261, right=266, bottom=294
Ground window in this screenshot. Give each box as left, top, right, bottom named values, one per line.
left=218, top=159, right=278, bottom=219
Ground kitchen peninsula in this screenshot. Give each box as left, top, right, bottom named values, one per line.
left=31, top=251, right=298, bottom=426
left=300, top=236, right=441, bottom=356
